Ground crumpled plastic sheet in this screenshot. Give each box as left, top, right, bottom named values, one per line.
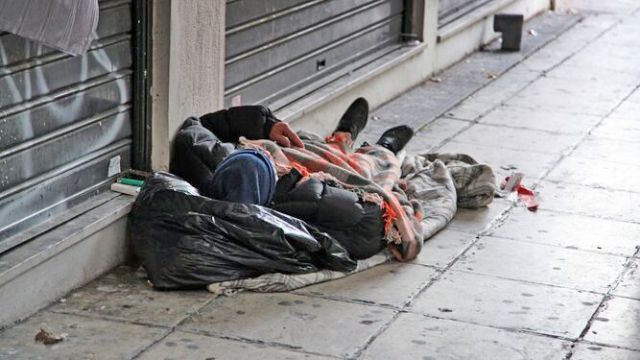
left=130, top=172, right=357, bottom=290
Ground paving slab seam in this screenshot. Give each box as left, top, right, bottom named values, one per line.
left=176, top=327, right=345, bottom=359
left=482, top=233, right=637, bottom=258
left=607, top=293, right=640, bottom=302
left=291, top=265, right=447, bottom=311
left=518, top=207, right=640, bottom=226
left=446, top=267, right=615, bottom=296
left=402, top=234, right=485, bottom=306
left=291, top=290, right=404, bottom=311
left=44, top=308, right=178, bottom=330
left=293, top=287, right=406, bottom=309
left=349, top=311, right=402, bottom=359
left=439, top=114, right=474, bottom=123
left=417, top=311, right=580, bottom=343
left=129, top=295, right=222, bottom=359
left=539, top=179, right=640, bottom=195
left=563, top=245, right=640, bottom=359
left=400, top=204, right=518, bottom=310
left=575, top=339, right=640, bottom=354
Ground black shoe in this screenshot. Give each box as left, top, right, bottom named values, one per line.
left=335, top=98, right=369, bottom=140
left=376, top=125, right=414, bottom=154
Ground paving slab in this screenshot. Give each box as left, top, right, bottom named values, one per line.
left=409, top=270, right=601, bottom=338
left=451, top=124, right=582, bottom=155
left=546, top=59, right=640, bottom=84
left=478, top=105, right=600, bottom=134
left=362, top=312, right=571, bottom=359
left=592, top=117, right=640, bottom=142
left=414, top=229, right=476, bottom=268
left=452, top=236, right=626, bottom=292
left=0, top=311, right=166, bottom=360
left=507, top=77, right=624, bottom=117
left=520, top=42, right=581, bottom=73
left=371, top=84, right=466, bottom=131
left=294, top=262, right=437, bottom=308
left=546, top=156, right=640, bottom=193
left=559, top=51, right=640, bottom=75
left=613, top=259, right=640, bottom=300
left=137, top=330, right=332, bottom=360
left=439, top=139, right=560, bottom=180
left=559, top=12, right=620, bottom=42
left=179, top=292, right=395, bottom=358
left=402, top=117, right=470, bottom=154
left=444, top=68, right=541, bottom=121
left=446, top=198, right=512, bottom=234
left=626, top=88, right=640, bottom=103
left=489, top=208, right=640, bottom=256
left=585, top=296, right=640, bottom=350
left=584, top=36, right=640, bottom=63
left=535, top=180, right=640, bottom=223
left=572, top=343, right=640, bottom=360
left=49, top=266, right=213, bottom=327
left=571, top=137, right=640, bottom=166
left=445, top=98, right=496, bottom=121
left=464, top=67, right=541, bottom=105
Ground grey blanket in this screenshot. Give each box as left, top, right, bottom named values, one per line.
left=208, top=153, right=496, bottom=293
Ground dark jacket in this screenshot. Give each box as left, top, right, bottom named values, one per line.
left=273, top=169, right=385, bottom=260
left=170, top=105, right=280, bottom=194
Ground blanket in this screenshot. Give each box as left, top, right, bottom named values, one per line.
left=239, top=132, right=423, bottom=261
left=207, top=151, right=496, bottom=293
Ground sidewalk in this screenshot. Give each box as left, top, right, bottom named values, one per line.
left=3, top=1, right=640, bottom=359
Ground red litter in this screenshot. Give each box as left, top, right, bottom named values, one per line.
left=501, top=173, right=539, bottom=212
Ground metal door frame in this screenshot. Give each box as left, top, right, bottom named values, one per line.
left=132, top=0, right=152, bottom=171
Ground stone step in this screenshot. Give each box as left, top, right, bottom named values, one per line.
left=0, top=194, right=134, bottom=329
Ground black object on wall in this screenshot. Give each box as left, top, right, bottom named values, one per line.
left=494, top=13, right=524, bottom=51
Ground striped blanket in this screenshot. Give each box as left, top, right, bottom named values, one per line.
left=240, top=131, right=423, bottom=260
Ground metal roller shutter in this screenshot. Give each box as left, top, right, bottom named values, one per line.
left=438, top=0, right=495, bottom=27
left=0, top=0, right=136, bottom=252
left=224, top=0, right=406, bottom=108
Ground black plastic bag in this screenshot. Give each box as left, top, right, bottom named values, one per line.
left=129, top=172, right=356, bottom=290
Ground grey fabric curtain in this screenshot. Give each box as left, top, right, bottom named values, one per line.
left=0, top=0, right=99, bottom=55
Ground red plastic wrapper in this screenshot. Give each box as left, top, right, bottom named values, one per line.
left=501, top=173, right=538, bottom=212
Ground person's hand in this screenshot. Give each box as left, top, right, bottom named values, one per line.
left=269, top=122, right=305, bottom=148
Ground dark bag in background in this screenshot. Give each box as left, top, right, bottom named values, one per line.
left=129, top=172, right=356, bottom=290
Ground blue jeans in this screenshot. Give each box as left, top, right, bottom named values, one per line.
left=208, top=149, right=277, bottom=206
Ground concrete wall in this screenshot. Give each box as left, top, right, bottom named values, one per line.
left=150, top=0, right=226, bottom=170
left=0, top=197, right=132, bottom=328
